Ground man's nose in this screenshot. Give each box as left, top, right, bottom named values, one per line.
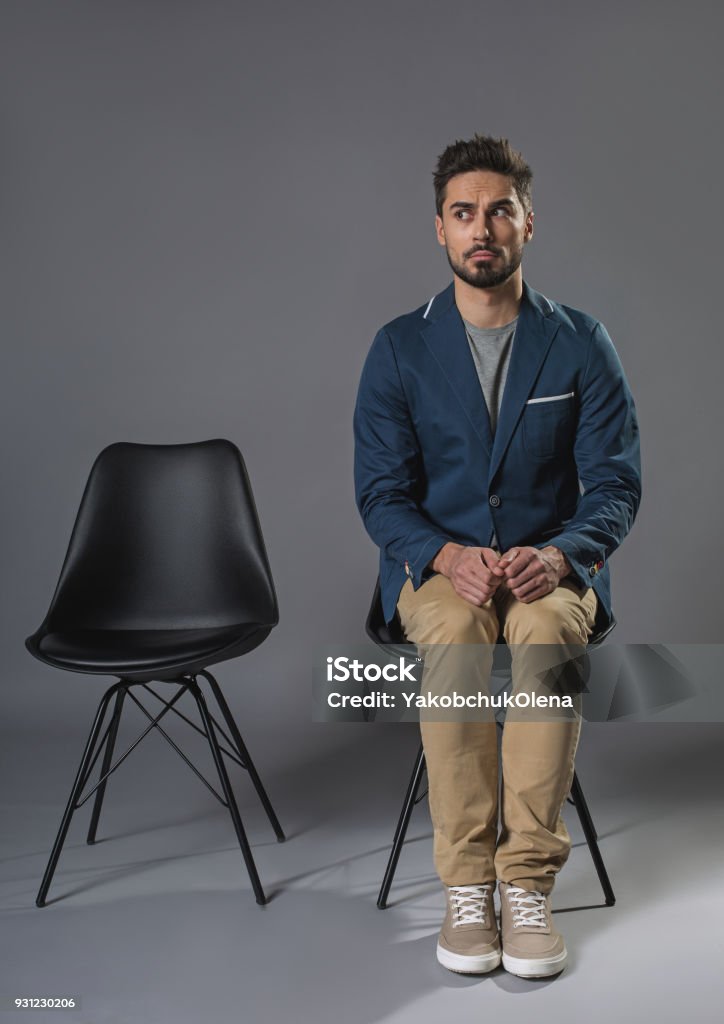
left=472, top=215, right=492, bottom=239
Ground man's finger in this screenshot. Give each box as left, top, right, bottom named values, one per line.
left=458, top=581, right=494, bottom=601
left=460, top=565, right=499, bottom=589
left=452, top=581, right=497, bottom=602
left=459, top=565, right=492, bottom=586
left=512, top=575, right=548, bottom=600
left=458, top=553, right=496, bottom=584
left=506, top=564, right=542, bottom=589
left=499, top=548, right=528, bottom=576
left=457, top=590, right=489, bottom=607
left=481, top=548, right=506, bottom=576
left=503, top=550, right=540, bottom=581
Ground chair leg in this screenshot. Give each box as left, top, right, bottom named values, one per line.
left=187, top=678, right=268, bottom=906
left=567, top=781, right=597, bottom=840
left=377, top=743, right=427, bottom=909
left=198, top=669, right=285, bottom=842
left=86, top=687, right=126, bottom=845
left=36, top=682, right=122, bottom=907
left=570, top=770, right=616, bottom=906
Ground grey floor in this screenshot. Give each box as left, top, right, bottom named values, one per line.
left=1, top=721, right=722, bottom=1024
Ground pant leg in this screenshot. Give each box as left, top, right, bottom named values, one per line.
left=397, top=574, right=500, bottom=884
left=494, top=578, right=598, bottom=893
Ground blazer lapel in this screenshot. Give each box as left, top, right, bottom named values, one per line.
left=420, top=283, right=493, bottom=455
left=489, top=281, right=560, bottom=480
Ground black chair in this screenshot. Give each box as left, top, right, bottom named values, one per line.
left=365, top=579, right=616, bottom=910
left=26, top=440, right=285, bottom=907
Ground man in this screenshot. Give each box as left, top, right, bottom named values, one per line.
left=353, top=134, right=641, bottom=978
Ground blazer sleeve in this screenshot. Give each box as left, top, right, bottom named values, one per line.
left=353, top=327, right=454, bottom=586
left=537, top=319, right=642, bottom=588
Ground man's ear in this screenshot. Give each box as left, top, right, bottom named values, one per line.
left=435, top=214, right=446, bottom=247
left=524, top=209, right=534, bottom=243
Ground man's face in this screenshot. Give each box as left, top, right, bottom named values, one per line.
left=435, top=170, right=534, bottom=289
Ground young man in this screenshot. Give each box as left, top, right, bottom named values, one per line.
left=353, top=134, right=641, bottom=978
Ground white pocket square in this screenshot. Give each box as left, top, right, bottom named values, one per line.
left=526, top=392, right=575, bottom=405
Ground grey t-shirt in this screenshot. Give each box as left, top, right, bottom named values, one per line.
left=463, top=315, right=518, bottom=547
left=463, top=315, right=518, bottom=436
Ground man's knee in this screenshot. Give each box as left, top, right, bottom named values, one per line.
left=503, top=589, right=593, bottom=646
left=403, top=595, right=498, bottom=645
left=433, top=601, right=498, bottom=644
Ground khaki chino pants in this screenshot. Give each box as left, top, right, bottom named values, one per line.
left=397, top=567, right=598, bottom=894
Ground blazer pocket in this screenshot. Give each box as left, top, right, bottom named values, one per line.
left=522, top=393, right=576, bottom=459
left=525, top=391, right=575, bottom=405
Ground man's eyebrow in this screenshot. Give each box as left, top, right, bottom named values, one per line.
left=448, top=197, right=517, bottom=211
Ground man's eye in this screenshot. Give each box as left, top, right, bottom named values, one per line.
left=492, top=207, right=509, bottom=216
left=455, top=210, right=472, bottom=220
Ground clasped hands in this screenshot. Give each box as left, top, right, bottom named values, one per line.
left=431, top=542, right=572, bottom=606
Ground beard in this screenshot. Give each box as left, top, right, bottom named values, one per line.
left=445, top=240, right=524, bottom=290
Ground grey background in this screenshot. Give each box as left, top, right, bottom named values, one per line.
left=1, top=2, right=722, bottom=1023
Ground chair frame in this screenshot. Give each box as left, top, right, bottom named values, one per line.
left=36, top=667, right=285, bottom=908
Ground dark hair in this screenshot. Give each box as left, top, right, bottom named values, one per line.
left=433, top=134, right=533, bottom=216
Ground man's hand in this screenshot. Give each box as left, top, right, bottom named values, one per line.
left=496, top=545, right=572, bottom=603
left=431, top=542, right=507, bottom=606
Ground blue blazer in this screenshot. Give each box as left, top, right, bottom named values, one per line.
left=353, top=279, right=642, bottom=628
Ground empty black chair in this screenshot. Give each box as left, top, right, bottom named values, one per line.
left=365, top=579, right=616, bottom=909
left=26, top=439, right=285, bottom=907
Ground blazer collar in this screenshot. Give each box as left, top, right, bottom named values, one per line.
left=420, top=278, right=561, bottom=480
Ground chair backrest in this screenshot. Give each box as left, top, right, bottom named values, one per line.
left=36, top=440, right=278, bottom=633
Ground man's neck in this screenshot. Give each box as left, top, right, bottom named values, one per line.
left=454, top=272, right=523, bottom=329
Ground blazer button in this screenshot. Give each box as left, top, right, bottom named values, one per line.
left=489, top=494, right=501, bottom=508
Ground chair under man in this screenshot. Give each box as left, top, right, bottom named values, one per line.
left=26, top=439, right=284, bottom=907
left=365, top=579, right=616, bottom=910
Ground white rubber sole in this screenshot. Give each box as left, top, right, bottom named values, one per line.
left=501, top=947, right=568, bottom=978
left=436, top=942, right=502, bottom=974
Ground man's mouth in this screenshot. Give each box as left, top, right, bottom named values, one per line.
left=470, top=250, right=498, bottom=260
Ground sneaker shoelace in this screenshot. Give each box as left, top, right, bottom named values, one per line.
left=448, top=884, right=494, bottom=927
left=505, top=886, right=548, bottom=928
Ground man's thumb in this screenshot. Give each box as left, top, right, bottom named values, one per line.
left=482, top=548, right=505, bottom=573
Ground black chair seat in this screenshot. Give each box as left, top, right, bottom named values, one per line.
left=26, top=622, right=271, bottom=679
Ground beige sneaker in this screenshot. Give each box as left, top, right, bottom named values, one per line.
left=436, top=883, right=502, bottom=974
left=498, top=882, right=567, bottom=978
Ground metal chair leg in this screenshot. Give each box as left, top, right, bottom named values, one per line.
left=567, top=778, right=597, bottom=839
left=570, top=770, right=616, bottom=906
left=36, top=681, right=122, bottom=907
left=198, top=669, right=285, bottom=842
left=188, top=678, right=268, bottom=906
left=86, top=687, right=126, bottom=845
left=377, top=743, right=427, bottom=909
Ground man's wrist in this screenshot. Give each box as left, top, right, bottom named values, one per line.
left=430, top=541, right=463, bottom=577
left=545, top=545, right=572, bottom=580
